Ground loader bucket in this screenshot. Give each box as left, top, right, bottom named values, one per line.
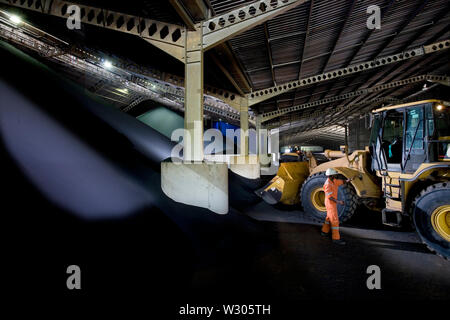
left=255, top=162, right=309, bottom=205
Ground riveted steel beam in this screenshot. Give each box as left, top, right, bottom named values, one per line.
left=0, top=17, right=241, bottom=124
left=0, top=0, right=187, bottom=61
left=343, top=49, right=447, bottom=109
left=263, top=22, right=276, bottom=86
left=246, top=39, right=450, bottom=106
left=370, top=0, right=430, bottom=62
left=212, top=42, right=253, bottom=93
left=169, top=0, right=197, bottom=31
left=202, top=0, right=308, bottom=50
left=297, top=0, right=313, bottom=79
left=271, top=97, right=401, bottom=131
left=302, top=97, right=401, bottom=131
left=123, top=96, right=147, bottom=113
left=210, top=52, right=245, bottom=97
left=320, top=0, right=356, bottom=74
left=260, top=74, right=448, bottom=122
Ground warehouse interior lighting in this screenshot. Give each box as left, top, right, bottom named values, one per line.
left=9, top=14, right=22, bottom=24
left=103, top=60, right=113, bottom=69
left=116, top=88, right=129, bottom=94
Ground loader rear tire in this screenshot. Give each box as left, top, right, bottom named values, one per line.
left=412, top=182, right=450, bottom=260
left=300, top=172, right=357, bottom=223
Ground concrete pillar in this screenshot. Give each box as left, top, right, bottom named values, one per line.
left=255, top=115, right=262, bottom=155
left=162, top=23, right=230, bottom=214
left=239, top=101, right=249, bottom=156
left=184, top=24, right=204, bottom=162
left=268, top=128, right=279, bottom=155
left=162, top=161, right=228, bottom=214
left=255, top=116, right=269, bottom=156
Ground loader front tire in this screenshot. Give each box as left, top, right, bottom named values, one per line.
left=412, top=182, right=450, bottom=260
left=300, top=172, right=357, bottom=223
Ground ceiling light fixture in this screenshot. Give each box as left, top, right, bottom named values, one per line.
left=103, top=60, right=113, bottom=69
left=9, top=15, right=22, bottom=24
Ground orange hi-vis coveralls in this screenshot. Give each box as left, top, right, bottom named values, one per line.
left=321, top=178, right=344, bottom=240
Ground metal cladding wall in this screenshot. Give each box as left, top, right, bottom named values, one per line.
left=137, top=106, right=185, bottom=139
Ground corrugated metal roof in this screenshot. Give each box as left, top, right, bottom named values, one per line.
left=209, top=0, right=449, bottom=123
left=3, top=0, right=448, bottom=145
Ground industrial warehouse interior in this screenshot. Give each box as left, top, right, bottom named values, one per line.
left=1, top=0, right=449, bottom=312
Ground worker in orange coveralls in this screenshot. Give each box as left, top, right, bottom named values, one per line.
left=320, top=168, right=353, bottom=245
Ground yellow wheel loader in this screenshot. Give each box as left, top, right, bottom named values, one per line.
left=256, top=100, right=450, bottom=259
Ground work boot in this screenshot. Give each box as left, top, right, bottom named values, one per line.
left=332, top=239, right=346, bottom=245
left=320, top=231, right=330, bottom=237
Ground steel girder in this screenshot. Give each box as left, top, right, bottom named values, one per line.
left=247, top=39, right=450, bottom=106
left=260, top=74, right=449, bottom=122
left=0, top=18, right=240, bottom=123
left=202, top=0, right=308, bottom=50
left=0, top=0, right=187, bottom=61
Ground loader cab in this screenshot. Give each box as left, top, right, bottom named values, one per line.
left=370, top=100, right=450, bottom=174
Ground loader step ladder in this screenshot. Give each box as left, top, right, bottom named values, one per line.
left=374, top=137, right=402, bottom=200
left=384, top=176, right=401, bottom=200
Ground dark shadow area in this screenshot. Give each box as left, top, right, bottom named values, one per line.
left=1, top=39, right=449, bottom=315
left=359, top=239, right=431, bottom=254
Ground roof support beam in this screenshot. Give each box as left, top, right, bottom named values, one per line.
left=320, top=57, right=447, bottom=126
left=343, top=0, right=396, bottom=68
left=319, top=0, right=355, bottom=74
left=0, top=17, right=241, bottom=124
left=169, top=0, right=197, bottom=31
left=322, top=0, right=397, bottom=100
left=331, top=0, right=429, bottom=109
left=210, top=52, right=245, bottom=96
left=280, top=97, right=399, bottom=133
left=260, top=75, right=447, bottom=122
left=263, top=22, right=276, bottom=86
left=315, top=0, right=355, bottom=101
left=344, top=48, right=445, bottom=108
left=0, top=0, right=187, bottom=62
left=355, top=5, right=450, bottom=98
left=212, top=42, right=252, bottom=93
left=297, top=0, right=313, bottom=79
left=169, top=0, right=209, bottom=31
left=246, top=39, right=450, bottom=106
left=396, top=3, right=450, bottom=55
left=202, top=0, right=308, bottom=50
left=370, top=0, right=430, bottom=60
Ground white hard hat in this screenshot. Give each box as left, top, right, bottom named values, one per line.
left=326, top=168, right=338, bottom=176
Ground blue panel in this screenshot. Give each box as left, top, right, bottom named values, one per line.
left=213, top=121, right=239, bottom=137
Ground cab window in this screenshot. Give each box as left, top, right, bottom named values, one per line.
left=382, top=109, right=403, bottom=164
left=405, top=106, right=424, bottom=151
left=434, top=104, right=450, bottom=160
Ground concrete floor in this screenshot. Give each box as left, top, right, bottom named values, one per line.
left=240, top=201, right=450, bottom=302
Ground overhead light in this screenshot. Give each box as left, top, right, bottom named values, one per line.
left=9, top=15, right=22, bottom=24
left=436, top=104, right=444, bottom=111
left=103, top=60, right=113, bottom=69
left=116, top=88, right=128, bottom=94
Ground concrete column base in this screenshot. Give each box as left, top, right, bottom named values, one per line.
left=261, top=163, right=279, bottom=176
left=229, top=155, right=261, bottom=180
left=161, top=160, right=229, bottom=214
